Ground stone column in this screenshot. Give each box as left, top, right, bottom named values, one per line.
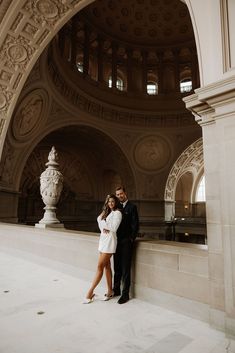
left=83, top=25, right=90, bottom=77
left=191, top=47, right=199, bottom=90
left=142, top=50, right=148, bottom=93
left=184, top=77, right=235, bottom=350
left=35, top=146, right=64, bottom=229
left=126, top=48, right=133, bottom=92
left=164, top=200, right=175, bottom=222
left=157, top=52, right=163, bottom=94
left=70, top=18, right=77, bottom=68
left=111, top=42, right=118, bottom=88
left=173, top=49, right=180, bottom=92
left=97, top=35, right=104, bottom=83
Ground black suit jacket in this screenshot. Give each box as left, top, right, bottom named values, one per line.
left=117, top=201, right=139, bottom=242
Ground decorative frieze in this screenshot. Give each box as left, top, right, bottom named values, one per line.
left=0, top=69, right=13, bottom=84
left=10, top=12, right=24, bottom=32
left=0, top=85, right=13, bottom=113
left=0, top=0, right=83, bottom=142
left=48, top=58, right=195, bottom=127
left=0, top=139, right=15, bottom=186
left=22, top=22, right=39, bottom=38
left=24, top=0, right=70, bottom=27
left=0, top=119, right=5, bottom=136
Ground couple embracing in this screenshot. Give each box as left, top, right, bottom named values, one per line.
left=83, top=186, right=139, bottom=305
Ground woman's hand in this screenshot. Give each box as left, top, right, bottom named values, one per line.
left=103, top=228, right=110, bottom=234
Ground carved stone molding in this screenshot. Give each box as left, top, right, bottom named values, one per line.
left=0, top=137, right=16, bottom=186
left=0, top=35, right=35, bottom=72
left=0, top=0, right=12, bottom=23
left=164, top=138, right=203, bottom=201
left=24, top=0, right=69, bottom=27
left=0, top=84, right=13, bottom=112
left=0, top=0, right=84, bottom=147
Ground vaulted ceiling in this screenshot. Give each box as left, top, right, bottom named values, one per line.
left=79, top=0, right=194, bottom=47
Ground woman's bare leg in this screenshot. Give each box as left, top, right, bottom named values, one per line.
left=86, top=253, right=112, bottom=299
left=104, top=259, right=113, bottom=295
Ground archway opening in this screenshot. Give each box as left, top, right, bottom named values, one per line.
left=18, top=125, right=135, bottom=231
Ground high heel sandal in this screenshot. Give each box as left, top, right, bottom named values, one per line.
left=102, top=292, right=114, bottom=301
left=82, top=293, right=95, bottom=304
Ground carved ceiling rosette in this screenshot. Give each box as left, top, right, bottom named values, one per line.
left=24, top=0, right=70, bottom=27
left=134, top=135, right=171, bottom=172
left=0, top=35, right=35, bottom=71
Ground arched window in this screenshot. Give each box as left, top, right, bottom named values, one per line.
left=108, top=77, right=124, bottom=91
left=196, top=175, right=206, bottom=202
left=147, top=82, right=158, bottom=95
left=180, top=78, right=192, bottom=93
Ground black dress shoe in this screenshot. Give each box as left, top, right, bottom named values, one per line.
left=118, top=295, right=129, bottom=304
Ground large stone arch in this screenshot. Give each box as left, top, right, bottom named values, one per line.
left=17, top=123, right=137, bottom=229
left=165, top=137, right=203, bottom=201
left=164, top=137, right=203, bottom=220
left=4, top=121, right=137, bottom=195
left=0, top=0, right=206, bottom=162
left=0, top=0, right=96, bottom=158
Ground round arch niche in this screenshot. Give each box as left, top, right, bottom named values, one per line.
left=18, top=125, right=135, bottom=231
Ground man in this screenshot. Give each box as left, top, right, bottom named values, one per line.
left=113, top=186, right=139, bottom=304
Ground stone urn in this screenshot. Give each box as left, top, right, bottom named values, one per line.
left=35, top=146, right=64, bottom=228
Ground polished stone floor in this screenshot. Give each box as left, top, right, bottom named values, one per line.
left=0, top=248, right=229, bottom=353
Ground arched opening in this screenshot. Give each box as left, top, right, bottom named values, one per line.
left=0, top=0, right=202, bottom=238
left=17, top=125, right=135, bottom=231
left=195, top=175, right=206, bottom=202
left=175, top=171, right=193, bottom=217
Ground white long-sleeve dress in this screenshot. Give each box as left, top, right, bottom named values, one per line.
left=97, top=210, right=122, bottom=253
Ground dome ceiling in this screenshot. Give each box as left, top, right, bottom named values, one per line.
left=79, top=0, right=194, bottom=47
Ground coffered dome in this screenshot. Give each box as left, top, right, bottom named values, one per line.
left=79, top=0, right=194, bottom=47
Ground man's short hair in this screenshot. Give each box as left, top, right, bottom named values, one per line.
left=115, top=185, right=126, bottom=193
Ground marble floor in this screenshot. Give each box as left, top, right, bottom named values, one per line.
left=0, top=248, right=229, bottom=353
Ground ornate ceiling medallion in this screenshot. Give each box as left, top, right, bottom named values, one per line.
left=11, top=89, right=49, bottom=142
left=134, top=135, right=171, bottom=172
left=24, top=0, right=70, bottom=26
left=7, top=44, right=28, bottom=63
left=35, top=0, right=59, bottom=19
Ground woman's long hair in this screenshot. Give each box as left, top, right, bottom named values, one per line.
left=101, top=194, right=119, bottom=220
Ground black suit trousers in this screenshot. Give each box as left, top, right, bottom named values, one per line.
left=113, top=239, right=134, bottom=296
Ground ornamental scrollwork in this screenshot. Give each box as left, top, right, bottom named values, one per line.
left=164, top=138, right=203, bottom=201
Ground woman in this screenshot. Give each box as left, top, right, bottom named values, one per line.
left=83, top=194, right=122, bottom=303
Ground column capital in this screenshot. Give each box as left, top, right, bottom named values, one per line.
left=183, top=76, right=235, bottom=126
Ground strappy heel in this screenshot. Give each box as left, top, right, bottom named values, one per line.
left=83, top=293, right=95, bottom=304
left=102, top=292, right=114, bottom=301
